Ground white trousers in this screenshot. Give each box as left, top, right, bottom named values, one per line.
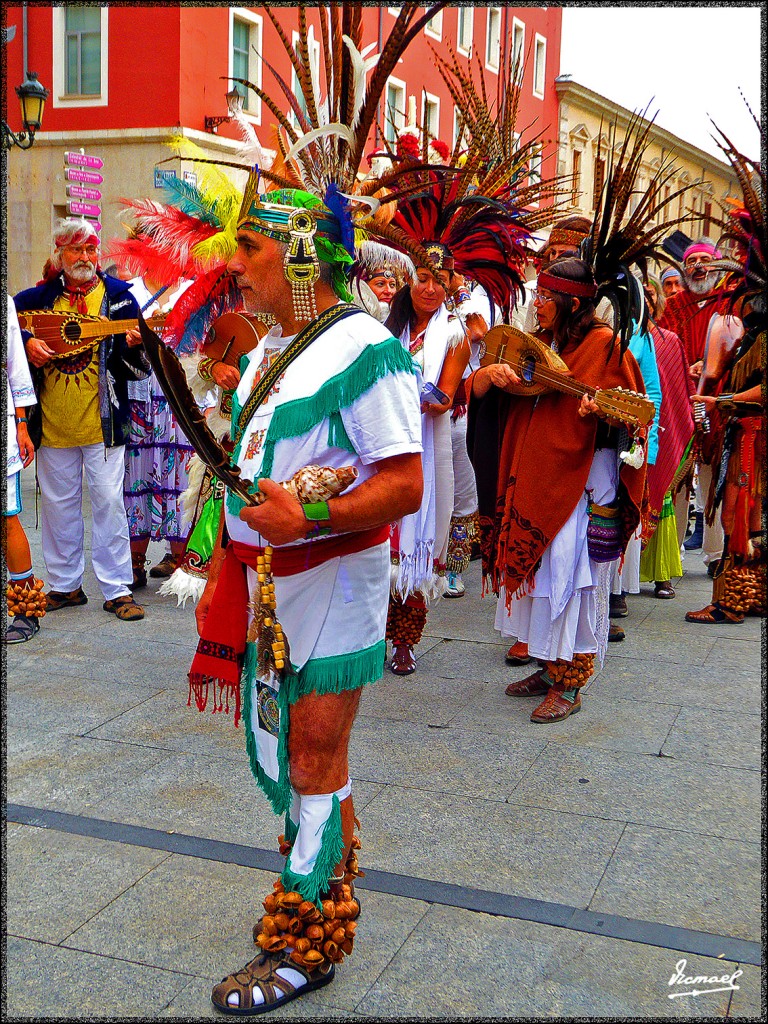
left=450, top=413, right=478, bottom=518
left=37, top=443, right=132, bottom=601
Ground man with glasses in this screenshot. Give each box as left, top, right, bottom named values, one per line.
left=13, top=217, right=150, bottom=621
left=659, top=239, right=732, bottom=567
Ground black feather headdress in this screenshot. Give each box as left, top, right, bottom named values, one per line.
left=581, top=108, right=699, bottom=355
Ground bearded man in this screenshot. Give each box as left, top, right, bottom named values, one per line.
left=659, top=239, right=732, bottom=565
left=13, top=217, right=149, bottom=621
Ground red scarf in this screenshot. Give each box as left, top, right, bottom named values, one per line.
left=65, top=277, right=100, bottom=315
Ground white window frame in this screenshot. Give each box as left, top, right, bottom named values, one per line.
left=52, top=5, right=108, bottom=108
left=230, top=8, right=263, bottom=123
left=290, top=27, right=321, bottom=130
left=424, top=7, right=443, bottom=40
left=388, top=6, right=403, bottom=15
left=511, top=18, right=525, bottom=84
left=384, top=76, right=407, bottom=144
left=456, top=6, right=474, bottom=57
left=485, top=7, right=502, bottom=73
left=533, top=33, right=547, bottom=99
left=422, top=92, right=440, bottom=142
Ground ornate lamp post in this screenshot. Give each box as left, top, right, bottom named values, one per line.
left=204, top=86, right=245, bottom=134
left=3, top=71, right=49, bottom=150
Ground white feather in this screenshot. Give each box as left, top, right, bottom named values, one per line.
left=343, top=36, right=380, bottom=130
left=158, top=567, right=207, bottom=607
left=283, top=123, right=354, bottom=164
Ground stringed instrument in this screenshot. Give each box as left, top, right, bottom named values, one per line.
left=479, top=324, right=655, bottom=429
left=16, top=310, right=168, bottom=359
left=204, top=312, right=272, bottom=366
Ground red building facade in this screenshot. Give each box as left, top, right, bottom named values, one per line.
left=4, top=5, right=562, bottom=291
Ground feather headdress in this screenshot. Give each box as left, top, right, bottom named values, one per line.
left=580, top=107, right=699, bottom=355
left=702, top=118, right=765, bottom=316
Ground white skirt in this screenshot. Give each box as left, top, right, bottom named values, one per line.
left=495, top=448, right=618, bottom=663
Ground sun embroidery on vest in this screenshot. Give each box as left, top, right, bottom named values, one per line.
left=244, top=428, right=267, bottom=461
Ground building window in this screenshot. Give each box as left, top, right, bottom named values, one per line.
left=457, top=7, right=473, bottom=55
left=486, top=8, right=501, bottom=72
left=52, top=6, right=108, bottom=107
left=571, top=149, right=582, bottom=205
left=65, top=5, right=101, bottom=95
left=384, top=78, right=406, bottom=144
left=533, top=34, right=546, bottom=98
left=511, top=19, right=525, bottom=83
left=702, top=200, right=712, bottom=235
left=230, top=10, right=263, bottom=119
left=592, top=157, right=605, bottom=210
left=422, top=93, right=440, bottom=141
left=529, top=145, right=543, bottom=184
left=424, top=8, right=443, bottom=39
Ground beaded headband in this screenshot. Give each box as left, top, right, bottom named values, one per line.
left=537, top=269, right=598, bottom=298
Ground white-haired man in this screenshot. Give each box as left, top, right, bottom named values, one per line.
left=13, top=218, right=149, bottom=620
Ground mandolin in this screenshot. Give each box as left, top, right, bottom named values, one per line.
left=16, top=310, right=168, bottom=359
left=479, top=324, right=655, bottom=429
left=204, top=312, right=272, bottom=366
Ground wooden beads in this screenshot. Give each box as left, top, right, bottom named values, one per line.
left=6, top=578, right=47, bottom=619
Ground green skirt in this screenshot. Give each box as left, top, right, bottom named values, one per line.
left=640, top=493, right=683, bottom=582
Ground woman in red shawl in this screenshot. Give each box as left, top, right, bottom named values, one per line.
left=467, top=258, right=648, bottom=722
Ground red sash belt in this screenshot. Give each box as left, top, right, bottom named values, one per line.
left=230, top=525, right=389, bottom=576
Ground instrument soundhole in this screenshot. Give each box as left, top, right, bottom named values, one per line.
left=521, top=354, right=536, bottom=383
left=63, top=322, right=82, bottom=342
left=478, top=339, right=487, bottom=360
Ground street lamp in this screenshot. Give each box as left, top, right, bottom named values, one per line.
left=3, top=71, right=49, bottom=150
left=204, top=86, right=245, bottom=134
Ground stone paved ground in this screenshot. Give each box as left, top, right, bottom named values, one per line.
left=5, top=466, right=763, bottom=1019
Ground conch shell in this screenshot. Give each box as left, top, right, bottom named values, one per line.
left=255, top=465, right=358, bottom=505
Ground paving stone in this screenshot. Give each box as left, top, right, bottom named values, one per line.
left=704, top=637, right=763, bottom=674
left=590, top=825, right=761, bottom=941
left=449, top=684, right=682, bottom=755
left=349, top=716, right=545, bottom=800
left=86, top=687, right=250, bottom=763
left=359, top=672, right=484, bottom=727
left=598, top=626, right=719, bottom=665
left=7, top=732, right=175, bottom=815
left=588, top=657, right=761, bottom=711
left=416, top=638, right=539, bottom=684
left=356, top=904, right=736, bottom=1018
left=640, top=604, right=763, bottom=642
left=91, top=748, right=384, bottom=848
left=508, top=745, right=760, bottom=843
left=67, top=855, right=429, bottom=1014
left=728, top=963, right=763, bottom=1019
left=660, top=707, right=760, bottom=770
left=6, top=825, right=170, bottom=944
left=7, top=672, right=166, bottom=738
left=360, top=785, right=625, bottom=907
left=62, top=856, right=277, bottom=977
left=5, top=936, right=192, bottom=1019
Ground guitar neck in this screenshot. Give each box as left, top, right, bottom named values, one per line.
left=76, top=315, right=164, bottom=340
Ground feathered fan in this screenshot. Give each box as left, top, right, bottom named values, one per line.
left=137, top=312, right=258, bottom=507
left=581, top=107, right=700, bottom=355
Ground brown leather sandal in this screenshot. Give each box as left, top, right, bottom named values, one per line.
left=103, top=594, right=145, bottom=621
left=211, top=950, right=335, bottom=1016
left=505, top=668, right=549, bottom=697
left=530, top=685, right=581, bottom=723
left=390, top=644, right=416, bottom=675
left=685, top=603, right=744, bottom=625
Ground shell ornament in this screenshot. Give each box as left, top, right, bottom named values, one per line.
left=254, top=464, right=358, bottom=505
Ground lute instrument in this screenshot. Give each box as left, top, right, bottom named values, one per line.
left=16, top=310, right=168, bottom=359
left=479, top=324, right=655, bottom=430
left=204, top=312, right=272, bottom=366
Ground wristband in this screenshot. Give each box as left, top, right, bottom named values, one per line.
left=16, top=416, right=28, bottom=424
left=715, top=393, right=736, bottom=412
left=303, top=500, right=331, bottom=540
left=197, top=356, right=218, bottom=382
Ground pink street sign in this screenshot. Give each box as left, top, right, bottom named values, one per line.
left=68, top=199, right=101, bottom=217
left=67, top=184, right=102, bottom=201
left=65, top=152, right=104, bottom=169
left=66, top=168, right=103, bottom=185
